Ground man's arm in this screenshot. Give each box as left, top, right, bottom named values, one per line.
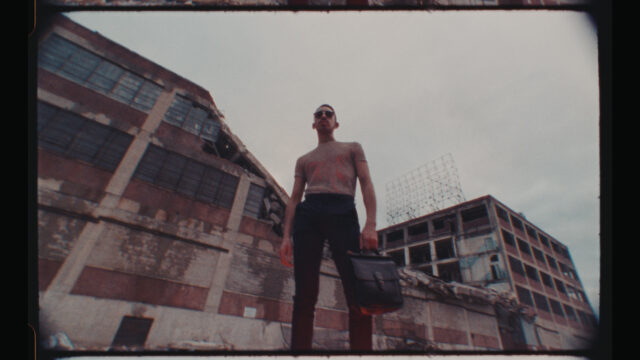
left=356, top=160, right=378, bottom=250
left=280, top=176, right=306, bottom=267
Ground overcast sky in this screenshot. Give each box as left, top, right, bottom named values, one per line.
left=64, top=9, right=601, bottom=316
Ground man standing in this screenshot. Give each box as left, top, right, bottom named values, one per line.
left=279, top=104, right=378, bottom=351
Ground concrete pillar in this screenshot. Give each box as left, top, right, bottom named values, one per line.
left=203, top=173, right=252, bottom=314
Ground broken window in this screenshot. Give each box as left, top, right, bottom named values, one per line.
left=539, top=234, right=551, bottom=248
left=532, top=247, right=546, bottom=263
left=408, top=221, right=429, bottom=237
left=134, top=144, right=239, bottom=209
left=435, top=238, right=455, bottom=260
left=409, top=244, right=431, bottom=264
left=387, top=250, right=406, bottom=266
left=578, top=311, right=597, bottom=328
left=37, top=101, right=134, bottom=172
left=437, top=261, right=461, bottom=283
left=418, top=265, right=434, bottom=276
left=490, top=255, right=504, bottom=280
left=243, top=183, right=266, bottom=219
left=495, top=206, right=509, bottom=222
left=461, top=205, right=489, bottom=223
left=554, top=278, right=567, bottom=295
left=510, top=214, right=524, bottom=232
left=386, top=229, right=404, bottom=247
left=540, top=271, right=554, bottom=288
left=532, top=292, right=550, bottom=313
left=501, top=229, right=516, bottom=247
left=111, top=316, right=153, bottom=350
left=508, top=256, right=525, bottom=277
left=546, top=255, right=559, bottom=271
left=525, top=225, right=538, bottom=239
left=39, top=34, right=163, bottom=112
left=164, top=94, right=221, bottom=141
left=549, top=299, right=565, bottom=318
left=524, top=264, right=540, bottom=282
left=564, top=304, right=578, bottom=322
left=515, top=286, right=534, bottom=307
left=566, top=285, right=579, bottom=301
left=433, top=214, right=457, bottom=233
left=517, top=238, right=532, bottom=257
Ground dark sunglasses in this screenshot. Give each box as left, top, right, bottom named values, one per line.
left=314, top=110, right=334, bottom=118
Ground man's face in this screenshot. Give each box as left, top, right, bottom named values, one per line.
left=312, top=106, right=338, bottom=133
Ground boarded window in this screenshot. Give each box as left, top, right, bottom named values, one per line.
left=39, top=34, right=162, bottom=112
left=37, top=101, right=133, bottom=172
left=111, top=316, right=153, bottom=349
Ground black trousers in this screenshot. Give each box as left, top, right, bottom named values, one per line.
left=291, top=194, right=372, bottom=351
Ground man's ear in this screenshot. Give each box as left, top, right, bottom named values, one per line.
left=335, top=121, right=340, bottom=129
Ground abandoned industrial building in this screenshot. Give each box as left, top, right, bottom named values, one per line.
left=378, top=195, right=598, bottom=349
left=33, top=14, right=597, bottom=352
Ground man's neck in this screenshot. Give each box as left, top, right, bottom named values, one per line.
left=317, top=133, right=336, bottom=145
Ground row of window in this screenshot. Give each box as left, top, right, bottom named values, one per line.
left=133, top=145, right=239, bottom=210
left=37, top=101, right=134, bottom=172
left=39, top=34, right=163, bottom=113
left=515, top=285, right=596, bottom=328
left=384, top=204, right=490, bottom=246
left=508, top=255, right=588, bottom=304
left=502, top=229, right=579, bottom=282
left=39, top=33, right=224, bottom=144
left=496, top=205, right=571, bottom=260
left=38, top=100, right=270, bottom=219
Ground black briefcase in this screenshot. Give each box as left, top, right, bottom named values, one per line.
left=346, top=250, right=404, bottom=315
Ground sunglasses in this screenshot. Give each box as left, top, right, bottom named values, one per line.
left=314, top=110, right=334, bottom=118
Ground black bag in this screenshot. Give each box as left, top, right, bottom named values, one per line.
left=346, top=250, right=404, bottom=315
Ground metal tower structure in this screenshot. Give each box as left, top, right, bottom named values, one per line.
left=385, top=153, right=466, bottom=226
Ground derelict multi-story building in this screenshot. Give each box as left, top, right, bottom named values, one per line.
left=377, top=195, right=598, bottom=350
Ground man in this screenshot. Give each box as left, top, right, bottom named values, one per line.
left=279, top=104, right=378, bottom=351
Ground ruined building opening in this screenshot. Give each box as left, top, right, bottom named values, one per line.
left=435, top=238, right=455, bottom=260
left=409, top=243, right=431, bottom=265
left=386, top=229, right=404, bottom=247
left=387, top=249, right=406, bottom=266
left=433, top=213, right=456, bottom=234
left=111, top=316, right=154, bottom=350
left=437, top=261, right=461, bottom=283
left=407, top=221, right=429, bottom=242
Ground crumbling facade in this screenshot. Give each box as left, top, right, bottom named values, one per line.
left=377, top=195, right=598, bottom=350
left=33, top=14, right=595, bottom=353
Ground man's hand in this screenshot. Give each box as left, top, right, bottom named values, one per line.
left=280, top=236, right=293, bottom=267
left=360, top=222, right=378, bottom=251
